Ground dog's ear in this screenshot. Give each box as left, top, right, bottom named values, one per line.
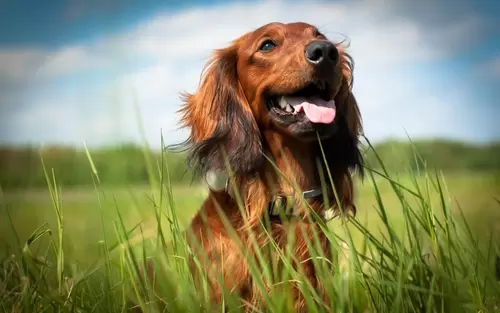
left=318, top=50, right=363, bottom=216
left=321, top=50, right=363, bottom=175
left=177, top=44, right=263, bottom=177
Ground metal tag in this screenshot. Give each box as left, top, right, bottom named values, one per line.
left=205, top=170, right=228, bottom=192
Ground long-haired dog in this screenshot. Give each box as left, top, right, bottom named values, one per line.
left=176, top=22, right=363, bottom=311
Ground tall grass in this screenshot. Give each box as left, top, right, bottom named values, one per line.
left=1, top=135, right=499, bottom=313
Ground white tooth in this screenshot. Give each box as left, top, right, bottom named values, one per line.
left=285, top=104, right=293, bottom=112
left=279, top=97, right=288, bottom=109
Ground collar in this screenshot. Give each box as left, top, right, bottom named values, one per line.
left=205, top=170, right=337, bottom=222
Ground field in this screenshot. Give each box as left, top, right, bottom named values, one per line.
left=2, top=173, right=499, bottom=264
left=1, top=141, right=500, bottom=312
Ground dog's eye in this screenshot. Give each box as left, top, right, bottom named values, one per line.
left=259, top=40, right=277, bottom=52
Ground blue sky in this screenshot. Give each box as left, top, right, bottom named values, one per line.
left=1, top=0, right=499, bottom=148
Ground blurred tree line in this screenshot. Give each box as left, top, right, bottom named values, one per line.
left=0, top=144, right=194, bottom=189
left=363, top=139, right=500, bottom=174
left=0, top=139, right=499, bottom=189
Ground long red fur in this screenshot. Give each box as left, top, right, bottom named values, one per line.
left=174, top=22, right=363, bottom=312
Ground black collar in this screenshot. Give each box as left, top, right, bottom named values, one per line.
left=205, top=170, right=337, bottom=222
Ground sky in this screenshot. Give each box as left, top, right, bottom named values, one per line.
left=0, top=0, right=499, bottom=148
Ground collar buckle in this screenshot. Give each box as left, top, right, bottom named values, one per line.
left=267, top=188, right=325, bottom=220
left=268, top=195, right=297, bottom=217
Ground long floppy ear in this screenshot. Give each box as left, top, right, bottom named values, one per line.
left=318, top=49, right=364, bottom=216
left=320, top=50, right=364, bottom=175
left=177, top=44, right=263, bottom=177
left=317, top=49, right=364, bottom=216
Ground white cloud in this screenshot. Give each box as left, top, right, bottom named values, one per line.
left=0, top=45, right=110, bottom=86
left=63, top=0, right=487, bottom=69
left=0, top=48, right=46, bottom=83
left=0, top=0, right=493, bottom=147
left=36, top=45, right=110, bottom=78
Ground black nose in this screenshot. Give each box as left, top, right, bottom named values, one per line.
left=305, top=41, right=338, bottom=66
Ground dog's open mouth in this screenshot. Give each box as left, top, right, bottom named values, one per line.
left=267, top=81, right=336, bottom=124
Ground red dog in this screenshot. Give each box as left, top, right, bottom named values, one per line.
left=178, top=22, right=363, bottom=311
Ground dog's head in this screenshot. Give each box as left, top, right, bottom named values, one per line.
left=178, top=22, right=363, bottom=178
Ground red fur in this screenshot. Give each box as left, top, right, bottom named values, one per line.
left=176, top=22, right=363, bottom=311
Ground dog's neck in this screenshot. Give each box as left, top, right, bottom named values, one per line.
left=204, top=131, right=333, bottom=224
left=261, top=131, right=322, bottom=196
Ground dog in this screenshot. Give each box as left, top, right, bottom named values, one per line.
left=175, top=21, right=364, bottom=311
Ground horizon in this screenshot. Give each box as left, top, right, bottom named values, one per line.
left=1, top=0, right=500, bottom=149
left=1, top=136, right=499, bottom=151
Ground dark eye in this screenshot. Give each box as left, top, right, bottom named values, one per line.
left=259, top=40, right=277, bottom=52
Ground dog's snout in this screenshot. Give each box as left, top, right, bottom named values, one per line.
left=305, top=41, right=338, bottom=66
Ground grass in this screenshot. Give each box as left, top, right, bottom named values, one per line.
left=1, top=141, right=500, bottom=312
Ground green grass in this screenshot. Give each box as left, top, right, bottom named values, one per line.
left=1, top=143, right=500, bottom=312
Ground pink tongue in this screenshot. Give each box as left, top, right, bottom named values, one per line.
left=291, top=98, right=336, bottom=124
